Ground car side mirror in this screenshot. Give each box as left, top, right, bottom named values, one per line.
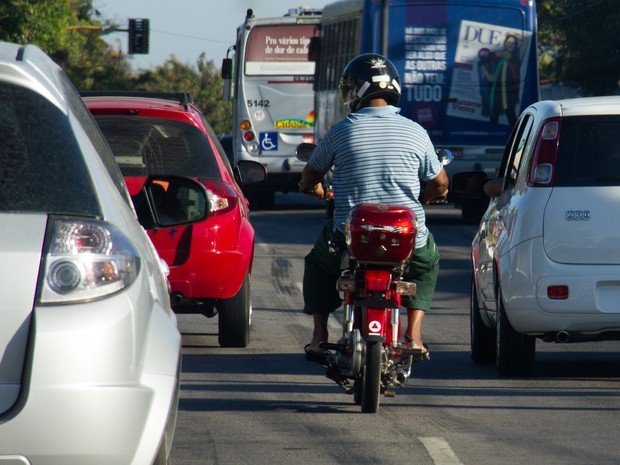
left=450, top=171, right=490, bottom=201
left=295, top=142, right=317, bottom=162
left=133, top=175, right=211, bottom=230
left=234, top=160, right=267, bottom=185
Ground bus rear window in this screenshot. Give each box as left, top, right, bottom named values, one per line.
left=245, top=24, right=315, bottom=76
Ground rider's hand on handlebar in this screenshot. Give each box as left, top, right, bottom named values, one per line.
left=298, top=181, right=325, bottom=199
left=422, top=189, right=449, bottom=206
left=424, top=195, right=448, bottom=205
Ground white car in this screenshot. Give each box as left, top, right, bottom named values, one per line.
left=0, top=42, right=209, bottom=464
left=452, top=96, right=620, bottom=376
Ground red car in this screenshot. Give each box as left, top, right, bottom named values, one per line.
left=82, top=91, right=266, bottom=347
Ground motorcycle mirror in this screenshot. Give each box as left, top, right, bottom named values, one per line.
left=295, top=142, right=317, bottom=162
left=435, top=148, right=454, bottom=166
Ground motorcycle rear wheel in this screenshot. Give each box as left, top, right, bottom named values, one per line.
left=361, top=340, right=382, bottom=413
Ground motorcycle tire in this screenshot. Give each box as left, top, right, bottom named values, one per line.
left=361, top=340, right=382, bottom=413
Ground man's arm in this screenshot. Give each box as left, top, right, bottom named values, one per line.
left=421, top=169, right=449, bottom=206
left=299, top=163, right=326, bottom=199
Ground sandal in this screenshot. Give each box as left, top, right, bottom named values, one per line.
left=404, top=335, right=430, bottom=361
left=304, top=343, right=328, bottom=363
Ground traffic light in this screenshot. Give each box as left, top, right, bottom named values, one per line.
left=128, top=18, right=149, bottom=54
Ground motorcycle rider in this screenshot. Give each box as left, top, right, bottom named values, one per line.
left=299, top=53, right=449, bottom=361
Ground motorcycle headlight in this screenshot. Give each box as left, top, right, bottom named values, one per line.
left=38, top=218, right=141, bottom=304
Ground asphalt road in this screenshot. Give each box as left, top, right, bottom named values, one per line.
left=172, top=195, right=620, bottom=465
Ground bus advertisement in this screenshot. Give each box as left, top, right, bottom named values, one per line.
left=222, top=8, right=321, bottom=209
left=313, top=0, right=539, bottom=220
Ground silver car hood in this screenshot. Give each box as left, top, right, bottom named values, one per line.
left=0, top=213, right=47, bottom=414
left=544, top=187, right=620, bottom=264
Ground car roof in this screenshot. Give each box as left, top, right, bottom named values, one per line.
left=82, top=91, right=207, bottom=129
left=0, top=42, right=66, bottom=111
left=531, top=96, right=620, bottom=118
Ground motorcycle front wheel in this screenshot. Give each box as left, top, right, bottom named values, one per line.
left=361, top=340, right=382, bottom=413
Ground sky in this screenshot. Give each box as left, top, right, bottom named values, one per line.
left=95, top=0, right=328, bottom=70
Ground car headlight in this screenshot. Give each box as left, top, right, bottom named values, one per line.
left=38, top=218, right=141, bottom=304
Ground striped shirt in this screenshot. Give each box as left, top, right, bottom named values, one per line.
left=309, top=105, right=442, bottom=248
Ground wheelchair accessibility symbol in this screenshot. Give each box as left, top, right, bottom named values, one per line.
left=259, top=132, right=278, bottom=151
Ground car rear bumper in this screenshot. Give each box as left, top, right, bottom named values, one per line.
left=501, top=238, right=620, bottom=335
left=0, top=296, right=181, bottom=465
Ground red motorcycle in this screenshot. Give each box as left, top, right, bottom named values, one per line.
left=296, top=143, right=452, bottom=413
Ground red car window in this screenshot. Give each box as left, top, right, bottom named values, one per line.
left=94, top=115, right=222, bottom=179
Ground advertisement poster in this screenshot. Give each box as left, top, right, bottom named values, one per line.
left=447, top=20, right=532, bottom=126
left=245, top=24, right=315, bottom=75
left=402, top=25, right=449, bottom=127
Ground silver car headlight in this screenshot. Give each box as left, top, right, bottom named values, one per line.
left=38, top=218, right=141, bottom=304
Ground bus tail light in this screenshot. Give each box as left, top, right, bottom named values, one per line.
left=240, top=120, right=251, bottom=130
left=529, top=117, right=561, bottom=187
left=243, top=131, right=255, bottom=141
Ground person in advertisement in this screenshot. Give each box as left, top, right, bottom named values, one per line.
left=488, top=33, right=522, bottom=126
left=298, top=53, right=449, bottom=362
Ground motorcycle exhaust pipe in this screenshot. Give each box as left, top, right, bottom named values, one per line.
left=555, top=330, right=570, bottom=343
left=394, top=366, right=412, bottom=387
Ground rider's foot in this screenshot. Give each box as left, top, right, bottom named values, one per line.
left=404, top=335, right=430, bottom=360
left=305, top=340, right=325, bottom=354
left=304, top=342, right=328, bottom=364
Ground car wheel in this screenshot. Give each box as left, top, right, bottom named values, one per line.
left=217, top=273, right=251, bottom=348
left=470, top=272, right=496, bottom=364
left=496, top=289, right=535, bottom=376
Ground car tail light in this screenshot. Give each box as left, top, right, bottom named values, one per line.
left=38, top=218, right=140, bottom=304
left=529, top=117, right=561, bottom=187
left=547, top=285, right=569, bottom=300
left=200, top=179, right=238, bottom=216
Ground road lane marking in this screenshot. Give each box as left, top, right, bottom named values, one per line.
left=419, top=437, right=464, bottom=465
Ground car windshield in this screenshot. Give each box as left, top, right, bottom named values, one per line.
left=555, top=115, right=620, bottom=186
left=0, top=83, right=99, bottom=214
left=94, top=115, right=222, bottom=179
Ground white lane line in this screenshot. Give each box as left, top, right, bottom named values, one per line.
left=419, top=437, right=464, bottom=465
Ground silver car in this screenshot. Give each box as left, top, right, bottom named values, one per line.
left=0, top=42, right=208, bottom=464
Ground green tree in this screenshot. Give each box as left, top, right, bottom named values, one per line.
left=538, top=0, right=620, bottom=95
left=0, top=0, right=75, bottom=51
left=0, top=0, right=133, bottom=89
left=134, top=54, right=232, bottom=134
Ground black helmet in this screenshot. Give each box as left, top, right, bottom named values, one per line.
left=339, top=53, right=401, bottom=112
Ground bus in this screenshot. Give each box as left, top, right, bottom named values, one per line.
left=312, top=0, right=540, bottom=220
left=222, top=7, right=322, bottom=209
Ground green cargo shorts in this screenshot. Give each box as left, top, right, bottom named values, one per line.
left=302, top=220, right=440, bottom=315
